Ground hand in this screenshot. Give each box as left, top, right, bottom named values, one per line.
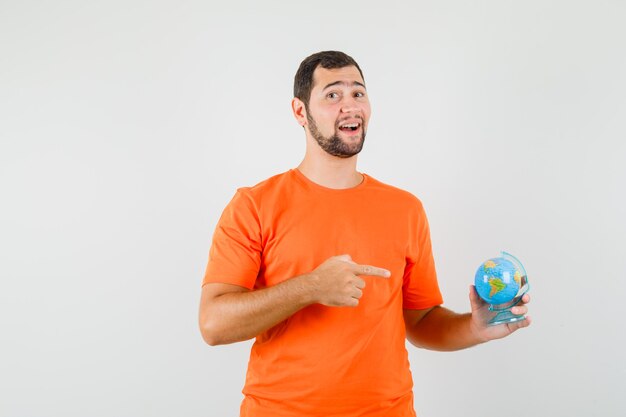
left=468, top=285, right=532, bottom=343
left=308, top=254, right=391, bottom=307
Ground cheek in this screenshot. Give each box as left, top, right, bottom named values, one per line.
left=362, top=107, right=371, bottom=123
left=322, top=110, right=341, bottom=125
left=360, top=101, right=371, bottom=116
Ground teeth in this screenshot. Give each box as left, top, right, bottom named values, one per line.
left=340, top=123, right=359, bottom=128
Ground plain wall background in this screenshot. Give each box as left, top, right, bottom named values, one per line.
left=1, top=1, right=624, bottom=416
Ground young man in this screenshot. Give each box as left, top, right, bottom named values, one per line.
left=199, top=51, right=531, bottom=417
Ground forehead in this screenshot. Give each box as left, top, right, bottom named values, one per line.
left=311, top=66, right=365, bottom=91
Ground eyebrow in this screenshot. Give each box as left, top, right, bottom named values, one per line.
left=322, top=80, right=366, bottom=91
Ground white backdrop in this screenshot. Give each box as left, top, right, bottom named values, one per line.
left=1, top=1, right=625, bottom=416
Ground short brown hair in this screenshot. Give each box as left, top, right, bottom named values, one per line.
left=293, top=51, right=364, bottom=108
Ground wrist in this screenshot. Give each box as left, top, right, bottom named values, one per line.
left=468, top=314, right=489, bottom=344
left=292, top=273, right=320, bottom=306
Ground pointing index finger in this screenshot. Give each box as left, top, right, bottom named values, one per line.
left=354, top=264, right=391, bottom=278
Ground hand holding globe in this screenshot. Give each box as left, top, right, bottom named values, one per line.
left=473, top=251, right=530, bottom=327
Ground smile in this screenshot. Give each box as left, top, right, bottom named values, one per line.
left=338, top=122, right=361, bottom=132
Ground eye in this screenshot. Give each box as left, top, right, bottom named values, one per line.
left=327, top=92, right=339, bottom=99
left=354, top=91, right=366, bottom=98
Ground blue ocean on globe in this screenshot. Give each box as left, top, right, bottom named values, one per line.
left=474, top=257, right=521, bottom=305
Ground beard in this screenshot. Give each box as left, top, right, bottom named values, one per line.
left=306, top=111, right=366, bottom=158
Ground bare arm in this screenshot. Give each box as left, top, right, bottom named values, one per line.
left=198, top=255, right=390, bottom=346
left=199, top=276, right=314, bottom=346
left=403, top=286, right=531, bottom=351
left=403, top=307, right=483, bottom=351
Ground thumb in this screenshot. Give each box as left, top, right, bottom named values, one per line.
left=469, top=285, right=483, bottom=312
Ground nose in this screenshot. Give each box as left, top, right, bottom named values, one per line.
left=340, top=96, right=360, bottom=113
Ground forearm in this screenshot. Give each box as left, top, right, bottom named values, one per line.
left=405, top=306, right=485, bottom=351
left=200, top=274, right=316, bottom=345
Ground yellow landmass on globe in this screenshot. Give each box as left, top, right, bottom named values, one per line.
left=488, top=278, right=506, bottom=297
left=514, top=271, right=522, bottom=285
left=484, top=260, right=497, bottom=270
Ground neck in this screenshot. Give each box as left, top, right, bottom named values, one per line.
left=297, top=139, right=363, bottom=189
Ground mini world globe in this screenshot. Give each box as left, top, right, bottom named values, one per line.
left=474, top=257, right=523, bottom=305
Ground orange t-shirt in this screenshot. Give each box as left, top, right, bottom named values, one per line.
left=203, top=169, right=443, bottom=417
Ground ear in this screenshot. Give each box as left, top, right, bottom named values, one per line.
left=291, top=97, right=307, bottom=128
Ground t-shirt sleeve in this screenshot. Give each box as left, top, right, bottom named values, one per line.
left=402, top=200, right=444, bottom=309
left=202, top=189, right=262, bottom=289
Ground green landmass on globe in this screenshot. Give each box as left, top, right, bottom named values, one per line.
left=488, top=277, right=506, bottom=297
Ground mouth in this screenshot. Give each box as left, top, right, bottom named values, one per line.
left=338, top=121, right=362, bottom=135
